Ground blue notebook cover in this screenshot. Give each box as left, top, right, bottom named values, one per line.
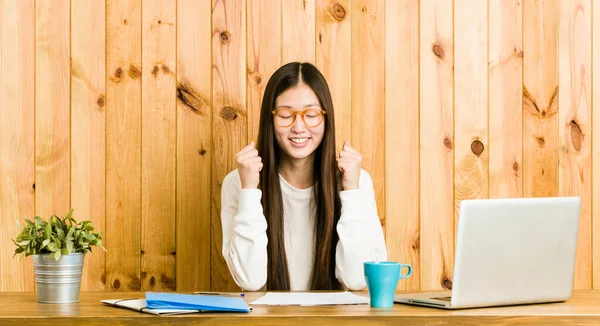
left=145, top=292, right=251, bottom=313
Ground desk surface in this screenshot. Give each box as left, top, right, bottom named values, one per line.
left=1, top=290, right=600, bottom=325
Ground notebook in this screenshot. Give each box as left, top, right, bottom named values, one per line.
left=145, top=292, right=251, bottom=312
left=102, top=292, right=251, bottom=315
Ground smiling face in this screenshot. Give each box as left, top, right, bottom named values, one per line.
left=273, top=82, right=325, bottom=162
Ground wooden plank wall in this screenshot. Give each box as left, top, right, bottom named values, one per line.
left=1, top=0, right=600, bottom=292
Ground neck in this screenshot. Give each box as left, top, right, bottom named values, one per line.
left=278, top=152, right=315, bottom=189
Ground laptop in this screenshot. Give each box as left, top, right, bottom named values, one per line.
left=394, top=196, right=581, bottom=309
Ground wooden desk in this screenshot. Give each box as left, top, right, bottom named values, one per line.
left=1, top=290, right=599, bottom=325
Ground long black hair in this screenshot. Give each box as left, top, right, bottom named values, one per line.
left=255, top=62, right=342, bottom=290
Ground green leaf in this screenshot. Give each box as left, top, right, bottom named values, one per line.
left=56, top=228, right=65, bottom=239
left=40, top=239, right=50, bottom=249
left=18, top=240, right=31, bottom=246
left=24, top=218, right=34, bottom=226
left=47, top=242, right=58, bottom=252
left=45, top=223, right=51, bottom=238
left=34, top=216, right=44, bottom=228
left=61, top=248, right=70, bottom=255
left=51, top=250, right=61, bottom=260
left=67, top=226, right=74, bottom=239
left=66, top=240, right=74, bottom=253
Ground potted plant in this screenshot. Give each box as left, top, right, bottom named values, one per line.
left=12, top=209, right=106, bottom=303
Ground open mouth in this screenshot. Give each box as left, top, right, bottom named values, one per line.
left=289, top=137, right=310, bottom=144
left=288, top=137, right=312, bottom=148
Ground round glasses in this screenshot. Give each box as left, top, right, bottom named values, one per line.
left=271, top=108, right=326, bottom=128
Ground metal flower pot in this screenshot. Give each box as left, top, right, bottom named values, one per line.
left=32, top=253, right=84, bottom=303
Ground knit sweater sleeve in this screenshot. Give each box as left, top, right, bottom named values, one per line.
left=220, top=169, right=268, bottom=291
left=335, top=169, right=388, bottom=290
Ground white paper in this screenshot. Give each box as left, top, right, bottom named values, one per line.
left=249, top=291, right=369, bottom=306
left=101, top=299, right=200, bottom=315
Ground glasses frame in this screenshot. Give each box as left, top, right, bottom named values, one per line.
left=271, top=108, right=327, bottom=128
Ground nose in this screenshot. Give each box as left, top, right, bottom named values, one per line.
left=290, top=113, right=306, bottom=132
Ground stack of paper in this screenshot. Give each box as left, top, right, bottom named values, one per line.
left=250, top=291, right=369, bottom=306
left=101, top=299, right=200, bottom=316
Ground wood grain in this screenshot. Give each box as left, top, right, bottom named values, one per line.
left=593, top=0, right=600, bottom=290
left=211, top=0, right=247, bottom=292
left=419, top=0, right=454, bottom=291
left=70, top=0, right=106, bottom=292
left=488, top=0, right=523, bottom=199
left=384, top=0, right=419, bottom=291
left=106, top=0, right=142, bottom=292
left=0, top=0, right=35, bottom=292
left=35, top=0, right=70, bottom=218
left=315, top=0, right=351, bottom=153
left=3, top=291, right=600, bottom=325
left=282, top=0, right=315, bottom=64
left=247, top=0, right=281, bottom=143
left=523, top=0, right=559, bottom=198
left=141, top=0, right=177, bottom=292
left=176, top=0, right=212, bottom=292
left=558, top=0, right=592, bottom=290
left=454, top=0, right=489, bottom=227
left=350, top=0, right=385, bottom=227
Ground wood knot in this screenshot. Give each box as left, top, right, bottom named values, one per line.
left=361, top=5, right=367, bottom=13
left=149, top=276, right=156, bottom=287
left=220, top=107, right=238, bottom=120
left=128, top=64, right=141, bottom=79
left=318, top=33, right=322, bottom=43
left=536, top=136, right=545, bottom=147
left=443, top=137, right=453, bottom=149
left=162, top=65, right=171, bottom=74
left=432, top=43, right=445, bottom=59
left=161, top=274, right=176, bottom=290
left=157, top=20, right=162, bottom=24
left=96, top=96, right=105, bottom=108
left=177, top=82, right=205, bottom=113
left=471, top=140, right=484, bottom=156
left=199, top=149, right=207, bottom=155
left=113, top=279, right=121, bottom=289
left=514, top=47, right=523, bottom=58
left=570, top=120, right=582, bottom=151
left=255, top=75, right=262, bottom=84
left=443, top=279, right=453, bottom=290
left=152, top=65, right=160, bottom=77
left=122, top=19, right=128, bottom=25
left=512, top=161, right=519, bottom=172
left=130, top=276, right=142, bottom=290
left=220, top=31, right=230, bottom=43
left=412, top=236, right=420, bottom=250
left=331, top=3, right=346, bottom=21
left=32, top=183, right=35, bottom=190
left=114, top=67, right=123, bottom=79
left=101, top=272, right=106, bottom=285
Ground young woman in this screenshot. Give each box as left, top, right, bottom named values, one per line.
left=220, top=62, right=387, bottom=291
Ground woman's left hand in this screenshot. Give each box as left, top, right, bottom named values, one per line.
left=337, top=141, right=362, bottom=190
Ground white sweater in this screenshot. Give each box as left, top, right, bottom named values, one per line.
left=220, top=168, right=387, bottom=291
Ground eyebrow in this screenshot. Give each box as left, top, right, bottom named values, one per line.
left=275, top=103, right=321, bottom=109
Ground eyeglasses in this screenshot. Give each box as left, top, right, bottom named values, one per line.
left=271, top=108, right=327, bottom=128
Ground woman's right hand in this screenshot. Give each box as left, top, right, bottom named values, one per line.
left=235, top=141, right=263, bottom=189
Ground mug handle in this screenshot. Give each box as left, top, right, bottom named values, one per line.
left=399, top=264, right=412, bottom=278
